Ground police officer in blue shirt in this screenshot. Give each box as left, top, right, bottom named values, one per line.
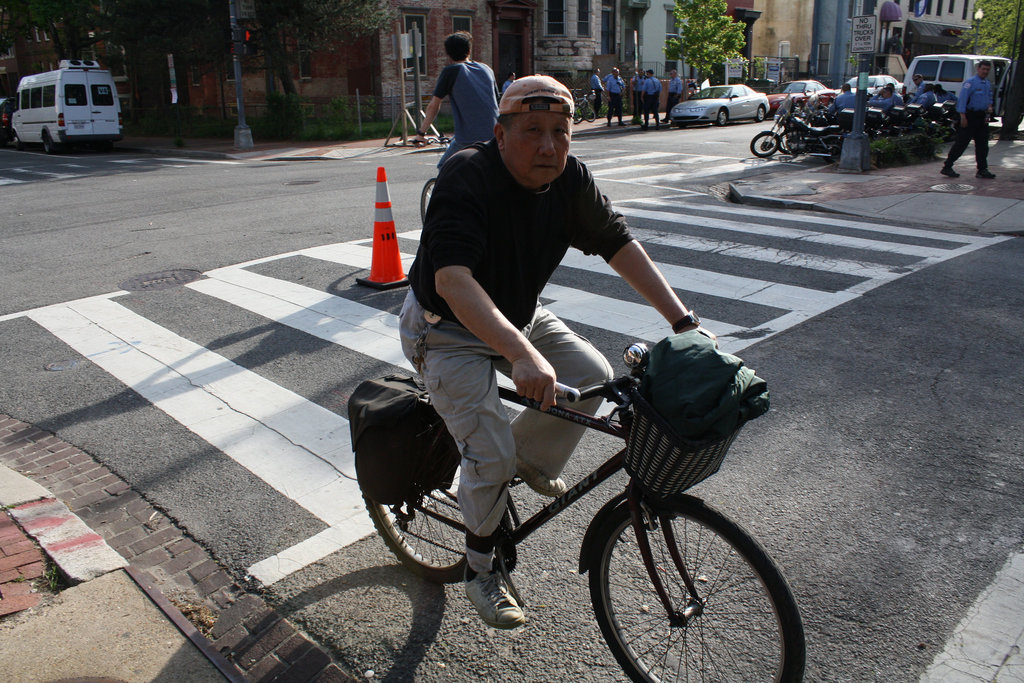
left=827, top=83, right=856, bottom=116
left=910, top=83, right=937, bottom=108
left=642, top=69, right=662, bottom=129
left=603, top=67, right=625, bottom=126
left=590, top=68, right=604, bottom=117
left=942, top=60, right=995, bottom=179
left=868, top=84, right=901, bottom=113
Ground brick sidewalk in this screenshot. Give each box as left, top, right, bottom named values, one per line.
left=0, top=510, right=48, bottom=617
left=0, top=415, right=356, bottom=682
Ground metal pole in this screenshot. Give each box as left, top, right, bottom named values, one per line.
left=229, top=0, right=254, bottom=149
left=411, top=25, right=423, bottom=130
left=838, top=53, right=873, bottom=172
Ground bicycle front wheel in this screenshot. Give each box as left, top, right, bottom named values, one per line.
left=589, top=496, right=805, bottom=682
left=420, top=177, right=436, bottom=225
left=365, top=486, right=466, bottom=584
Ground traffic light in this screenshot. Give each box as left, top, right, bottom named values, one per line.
left=241, top=28, right=258, bottom=56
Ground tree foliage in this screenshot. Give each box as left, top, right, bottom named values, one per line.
left=969, top=0, right=1024, bottom=56
left=665, top=0, right=746, bottom=79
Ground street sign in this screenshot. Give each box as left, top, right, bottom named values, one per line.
left=851, top=15, right=877, bottom=54
left=726, top=58, right=744, bottom=79
left=237, top=0, right=256, bottom=20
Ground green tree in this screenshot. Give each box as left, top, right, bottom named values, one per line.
left=969, top=0, right=1023, bottom=56
left=665, top=0, right=746, bottom=81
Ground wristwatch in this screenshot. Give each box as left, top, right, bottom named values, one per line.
left=672, top=311, right=701, bottom=334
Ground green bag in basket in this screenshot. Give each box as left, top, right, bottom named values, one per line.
left=639, top=330, right=769, bottom=440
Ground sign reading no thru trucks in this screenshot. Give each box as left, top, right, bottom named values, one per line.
left=851, top=15, right=877, bottom=54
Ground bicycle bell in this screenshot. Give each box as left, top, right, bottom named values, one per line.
left=622, top=342, right=649, bottom=374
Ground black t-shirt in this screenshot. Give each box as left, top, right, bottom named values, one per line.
left=410, top=140, right=633, bottom=330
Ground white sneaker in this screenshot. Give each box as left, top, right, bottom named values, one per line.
left=516, top=459, right=567, bottom=497
left=465, top=569, right=526, bottom=629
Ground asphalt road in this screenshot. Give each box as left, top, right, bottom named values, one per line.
left=1, top=130, right=1021, bottom=681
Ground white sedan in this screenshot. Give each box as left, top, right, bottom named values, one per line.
left=669, top=84, right=769, bottom=127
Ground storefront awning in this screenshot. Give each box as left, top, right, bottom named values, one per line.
left=906, top=19, right=967, bottom=47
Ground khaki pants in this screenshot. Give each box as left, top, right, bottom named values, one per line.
left=398, top=291, right=612, bottom=538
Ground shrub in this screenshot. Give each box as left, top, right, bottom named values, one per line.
left=262, top=92, right=304, bottom=139
left=871, top=131, right=941, bottom=167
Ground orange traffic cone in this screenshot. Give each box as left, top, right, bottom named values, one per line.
left=357, top=166, right=409, bottom=290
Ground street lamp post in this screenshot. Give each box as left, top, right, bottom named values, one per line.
left=973, top=8, right=984, bottom=53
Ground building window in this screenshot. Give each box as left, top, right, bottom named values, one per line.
left=948, top=0, right=954, bottom=13
left=453, top=15, right=471, bottom=33
left=547, top=0, right=565, bottom=35
left=190, top=65, right=202, bottom=87
left=817, top=43, right=831, bottom=77
left=665, top=10, right=677, bottom=45
left=962, top=0, right=969, bottom=19
left=404, top=14, right=427, bottom=76
left=601, top=5, right=615, bottom=54
left=298, top=42, right=312, bottom=79
left=578, top=0, right=591, bottom=37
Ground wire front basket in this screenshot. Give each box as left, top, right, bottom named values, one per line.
left=625, top=392, right=741, bottom=498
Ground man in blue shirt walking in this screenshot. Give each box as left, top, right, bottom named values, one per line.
left=590, top=68, right=604, bottom=117
left=664, top=69, right=683, bottom=123
left=942, top=61, right=995, bottom=179
left=603, top=67, right=625, bottom=126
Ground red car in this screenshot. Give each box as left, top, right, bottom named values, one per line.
left=766, top=80, right=838, bottom=114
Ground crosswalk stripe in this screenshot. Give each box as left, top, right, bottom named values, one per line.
left=191, top=267, right=412, bottom=373
left=629, top=226, right=898, bottom=279
left=617, top=206, right=966, bottom=258
left=625, top=198, right=989, bottom=244
left=557, top=249, right=848, bottom=312
left=26, top=298, right=373, bottom=585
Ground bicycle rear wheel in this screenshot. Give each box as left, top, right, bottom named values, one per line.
left=420, top=177, right=436, bottom=225
left=365, top=485, right=466, bottom=584
left=589, top=495, right=805, bottom=682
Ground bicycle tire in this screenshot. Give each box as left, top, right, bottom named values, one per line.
left=750, top=131, right=781, bottom=158
left=585, top=102, right=596, bottom=123
left=365, top=487, right=466, bottom=584
left=420, top=177, right=436, bottom=225
left=589, top=495, right=805, bottom=682
left=573, top=106, right=585, bottom=125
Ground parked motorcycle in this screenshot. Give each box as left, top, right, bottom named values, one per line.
left=750, top=95, right=843, bottom=160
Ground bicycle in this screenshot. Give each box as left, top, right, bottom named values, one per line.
left=572, top=89, right=597, bottom=124
left=416, top=133, right=450, bottom=225
left=363, top=342, right=806, bottom=682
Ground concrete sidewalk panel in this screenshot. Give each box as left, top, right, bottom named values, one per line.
left=0, top=569, right=225, bottom=682
left=0, top=463, right=49, bottom=506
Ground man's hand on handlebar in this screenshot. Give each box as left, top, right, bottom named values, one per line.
left=511, top=354, right=558, bottom=411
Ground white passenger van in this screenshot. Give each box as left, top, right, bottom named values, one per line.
left=11, top=59, right=123, bottom=153
left=903, top=54, right=1012, bottom=117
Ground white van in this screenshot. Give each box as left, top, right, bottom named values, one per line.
left=12, top=59, right=123, bottom=153
left=903, top=54, right=1012, bottom=116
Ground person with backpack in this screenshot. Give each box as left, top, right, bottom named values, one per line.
left=414, top=31, right=500, bottom=168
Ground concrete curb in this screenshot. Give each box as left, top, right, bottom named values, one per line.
left=10, top=497, right=128, bottom=584
left=0, top=415, right=359, bottom=682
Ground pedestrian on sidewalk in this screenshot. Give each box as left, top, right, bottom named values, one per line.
left=941, top=60, right=995, bottom=179
left=603, top=68, right=625, bottom=126
left=642, top=70, right=662, bottom=130
left=502, top=72, right=516, bottom=95
left=590, top=68, right=604, bottom=117
left=664, top=70, right=682, bottom=123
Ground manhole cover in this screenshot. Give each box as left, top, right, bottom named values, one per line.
left=284, top=180, right=320, bottom=186
left=930, top=183, right=975, bottom=192
left=45, top=359, right=82, bottom=371
left=119, top=269, right=201, bottom=292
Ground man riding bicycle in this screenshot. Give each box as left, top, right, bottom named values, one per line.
left=413, top=31, right=500, bottom=168
left=399, top=75, right=712, bottom=630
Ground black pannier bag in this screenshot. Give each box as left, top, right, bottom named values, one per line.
left=348, top=374, right=460, bottom=505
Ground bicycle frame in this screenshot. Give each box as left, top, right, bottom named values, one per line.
left=406, top=377, right=704, bottom=622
